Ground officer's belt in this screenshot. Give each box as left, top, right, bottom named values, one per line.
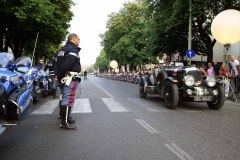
left=61, top=71, right=80, bottom=86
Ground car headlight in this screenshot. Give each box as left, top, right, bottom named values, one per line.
left=10, top=75, right=19, bottom=85
left=206, top=76, right=216, bottom=87
left=184, top=75, right=195, bottom=86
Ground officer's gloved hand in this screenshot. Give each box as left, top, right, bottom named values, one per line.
left=73, top=76, right=81, bottom=83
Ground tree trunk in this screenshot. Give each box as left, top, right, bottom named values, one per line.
left=206, top=39, right=216, bottom=63
left=12, top=36, right=23, bottom=58
left=196, top=15, right=216, bottom=63
left=0, top=31, right=3, bottom=51
left=3, top=37, right=11, bottom=52
left=207, top=47, right=213, bottom=63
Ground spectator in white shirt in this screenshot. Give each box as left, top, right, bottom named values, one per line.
left=229, top=54, right=240, bottom=94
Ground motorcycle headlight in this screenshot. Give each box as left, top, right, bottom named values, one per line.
left=184, top=75, right=195, bottom=86
left=206, top=76, right=216, bottom=87
left=10, top=75, right=19, bottom=85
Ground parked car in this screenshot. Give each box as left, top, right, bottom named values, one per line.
left=139, top=65, right=225, bottom=110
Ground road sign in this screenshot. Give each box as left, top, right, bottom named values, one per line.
left=186, top=50, right=195, bottom=58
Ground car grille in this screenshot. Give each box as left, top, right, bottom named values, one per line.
left=186, top=70, right=203, bottom=86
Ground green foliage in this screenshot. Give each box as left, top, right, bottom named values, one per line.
left=99, top=0, right=240, bottom=68
left=145, top=0, right=240, bottom=62
left=101, top=2, right=150, bottom=70
left=94, top=49, right=109, bottom=72
left=0, top=0, right=73, bottom=60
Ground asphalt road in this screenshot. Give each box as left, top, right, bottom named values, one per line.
left=0, top=75, right=240, bottom=160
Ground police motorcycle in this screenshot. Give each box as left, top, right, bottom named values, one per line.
left=43, top=59, right=58, bottom=98
left=36, top=67, right=57, bottom=98
left=14, top=56, right=40, bottom=103
left=48, top=70, right=57, bottom=98
left=35, top=67, right=47, bottom=97
left=0, top=52, right=33, bottom=136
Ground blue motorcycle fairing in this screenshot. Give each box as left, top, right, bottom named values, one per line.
left=0, top=70, right=19, bottom=82
left=5, top=87, right=32, bottom=121
left=0, top=70, right=19, bottom=94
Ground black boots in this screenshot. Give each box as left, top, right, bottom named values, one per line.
left=59, top=106, right=77, bottom=129
left=67, top=106, right=75, bottom=124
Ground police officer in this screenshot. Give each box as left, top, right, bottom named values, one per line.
left=56, top=33, right=81, bottom=129
left=36, top=59, right=45, bottom=69
left=84, top=70, right=87, bottom=80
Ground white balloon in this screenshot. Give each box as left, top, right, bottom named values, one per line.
left=211, top=9, right=240, bottom=44
left=110, top=60, right=118, bottom=69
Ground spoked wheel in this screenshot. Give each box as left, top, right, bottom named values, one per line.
left=163, top=81, right=179, bottom=109
left=207, top=85, right=225, bottom=110
left=139, top=83, right=147, bottom=98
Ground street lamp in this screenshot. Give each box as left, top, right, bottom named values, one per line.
left=211, top=9, right=240, bottom=62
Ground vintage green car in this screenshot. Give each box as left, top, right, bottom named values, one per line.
left=139, top=65, right=225, bottom=110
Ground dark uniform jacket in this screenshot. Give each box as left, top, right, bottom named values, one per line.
left=56, top=41, right=81, bottom=81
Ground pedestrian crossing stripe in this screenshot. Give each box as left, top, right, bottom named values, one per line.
left=72, top=99, right=92, bottom=113
left=31, top=99, right=59, bottom=115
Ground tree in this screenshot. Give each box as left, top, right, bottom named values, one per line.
left=145, top=0, right=240, bottom=62
left=0, top=0, right=73, bottom=59
left=94, top=49, right=109, bottom=72
left=101, top=2, right=151, bottom=70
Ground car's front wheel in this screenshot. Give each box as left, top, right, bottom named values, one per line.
left=163, top=81, right=179, bottom=109
left=207, top=85, right=225, bottom=110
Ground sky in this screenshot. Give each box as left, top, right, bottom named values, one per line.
left=68, top=0, right=132, bottom=66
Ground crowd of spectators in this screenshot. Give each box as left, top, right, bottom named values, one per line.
left=198, top=54, right=240, bottom=100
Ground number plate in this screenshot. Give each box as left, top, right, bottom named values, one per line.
left=194, top=96, right=212, bottom=101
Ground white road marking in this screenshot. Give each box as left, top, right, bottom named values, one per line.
left=32, top=99, right=59, bottom=115
left=72, top=99, right=92, bottom=113
left=135, top=119, right=159, bottom=134
left=90, top=80, right=113, bottom=98
left=102, top=98, right=130, bottom=112
left=184, top=111, right=201, bottom=113
left=164, top=143, right=194, bottom=160
left=128, top=98, right=168, bottom=112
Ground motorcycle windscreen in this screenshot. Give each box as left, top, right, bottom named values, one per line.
left=5, top=88, right=32, bottom=121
